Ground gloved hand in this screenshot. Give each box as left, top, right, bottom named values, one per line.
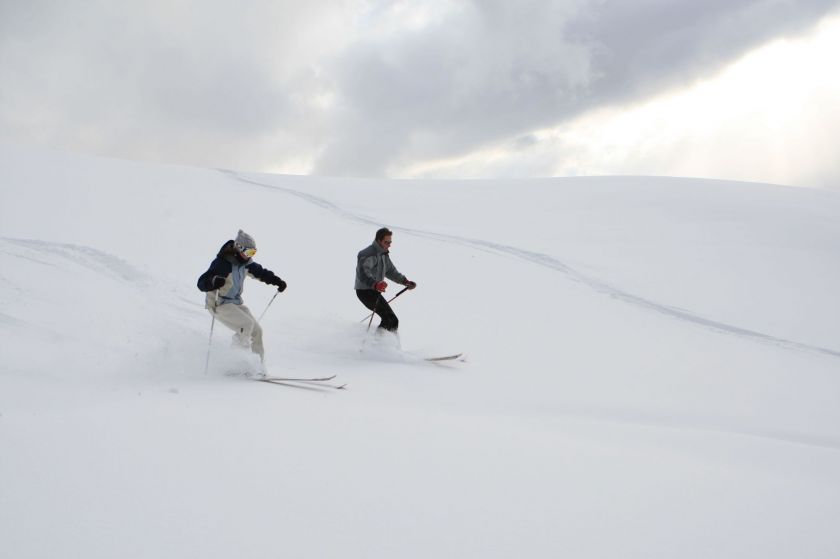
left=404, top=280, right=417, bottom=290
left=212, top=276, right=225, bottom=290
left=276, top=279, right=287, bottom=293
left=374, top=281, right=387, bottom=292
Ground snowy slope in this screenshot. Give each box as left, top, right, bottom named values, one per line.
left=1, top=144, right=839, bottom=559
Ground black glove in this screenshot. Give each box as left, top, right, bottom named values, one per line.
left=276, top=279, right=287, bottom=293
left=405, top=280, right=417, bottom=290
left=211, top=276, right=225, bottom=290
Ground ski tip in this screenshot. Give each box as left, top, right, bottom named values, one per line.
left=425, top=353, right=463, bottom=362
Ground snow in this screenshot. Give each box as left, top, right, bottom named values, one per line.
left=1, top=143, right=840, bottom=558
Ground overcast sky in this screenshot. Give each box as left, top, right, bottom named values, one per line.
left=2, top=0, right=839, bottom=188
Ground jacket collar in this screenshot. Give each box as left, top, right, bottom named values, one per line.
left=371, top=241, right=389, bottom=256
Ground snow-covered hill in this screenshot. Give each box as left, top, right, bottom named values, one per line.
left=2, top=144, right=839, bottom=558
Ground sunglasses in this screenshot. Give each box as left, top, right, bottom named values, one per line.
left=240, top=247, right=257, bottom=258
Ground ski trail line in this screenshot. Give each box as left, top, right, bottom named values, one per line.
left=1, top=237, right=150, bottom=284
left=221, top=170, right=840, bottom=360
left=540, top=404, right=840, bottom=452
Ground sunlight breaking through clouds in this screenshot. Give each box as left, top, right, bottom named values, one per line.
left=404, top=13, right=840, bottom=189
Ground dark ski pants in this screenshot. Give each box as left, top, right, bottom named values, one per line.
left=356, top=289, right=399, bottom=331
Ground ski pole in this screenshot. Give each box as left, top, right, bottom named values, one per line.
left=359, top=286, right=410, bottom=323
left=258, top=291, right=279, bottom=323
left=204, top=292, right=219, bottom=375
left=366, top=296, right=379, bottom=331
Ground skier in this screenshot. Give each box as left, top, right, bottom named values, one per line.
left=355, top=227, right=416, bottom=332
left=197, top=230, right=287, bottom=365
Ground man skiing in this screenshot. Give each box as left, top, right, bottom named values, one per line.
left=197, top=229, right=286, bottom=364
left=355, top=227, right=416, bottom=332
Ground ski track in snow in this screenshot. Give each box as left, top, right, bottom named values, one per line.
left=542, top=404, right=840, bottom=452
left=0, top=237, right=150, bottom=285
left=0, top=311, right=28, bottom=328
left=223, top=170, right=840, bottom=360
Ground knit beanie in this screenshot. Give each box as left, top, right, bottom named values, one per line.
left=235, top=229, right=257, bottom=250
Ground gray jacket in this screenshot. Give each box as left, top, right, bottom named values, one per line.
left=355, top=242, right=407, bottom=290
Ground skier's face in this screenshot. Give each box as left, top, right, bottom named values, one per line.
left=378, top=235, right=393, bottom=251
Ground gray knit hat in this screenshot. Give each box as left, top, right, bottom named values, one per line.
left=235, top=229, right=257, bottom=250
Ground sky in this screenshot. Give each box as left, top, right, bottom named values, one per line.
left=1, top=0, right=839, bottom=188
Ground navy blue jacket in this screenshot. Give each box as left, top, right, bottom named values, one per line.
left=197, top=240, right=283, bottom=305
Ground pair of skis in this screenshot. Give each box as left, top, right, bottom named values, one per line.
left=256, top=374, right=347, bottom=390
left=254, top=353, right=463, bottom=391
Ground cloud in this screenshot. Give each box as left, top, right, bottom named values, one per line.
left=1, top=0, right=838, bottom=181
left=404, top=13, right=840, bottom=189
left=313, top=0, right=596, bottom=174
left=0, top=0, right=348, bottom=169
left=314, top=0, right=840, bottom=175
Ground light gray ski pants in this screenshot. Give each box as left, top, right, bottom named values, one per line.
left=209, top=302, right=264, bottom=361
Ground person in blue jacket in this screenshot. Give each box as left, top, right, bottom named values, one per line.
left=197, top=230, right=286, bottom=363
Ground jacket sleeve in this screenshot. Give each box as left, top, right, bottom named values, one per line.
left=246, top=261, right=283, bottom=285
left=384, top=256, right=407, bottom=285
left=359, top=254, right=378, bottom=288
left=197, top=258, right=229, bottom=292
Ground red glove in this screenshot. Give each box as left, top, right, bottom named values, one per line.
left=404, top=280, right=417, bottom=290
left=374, top=281, right=387, bottom=292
